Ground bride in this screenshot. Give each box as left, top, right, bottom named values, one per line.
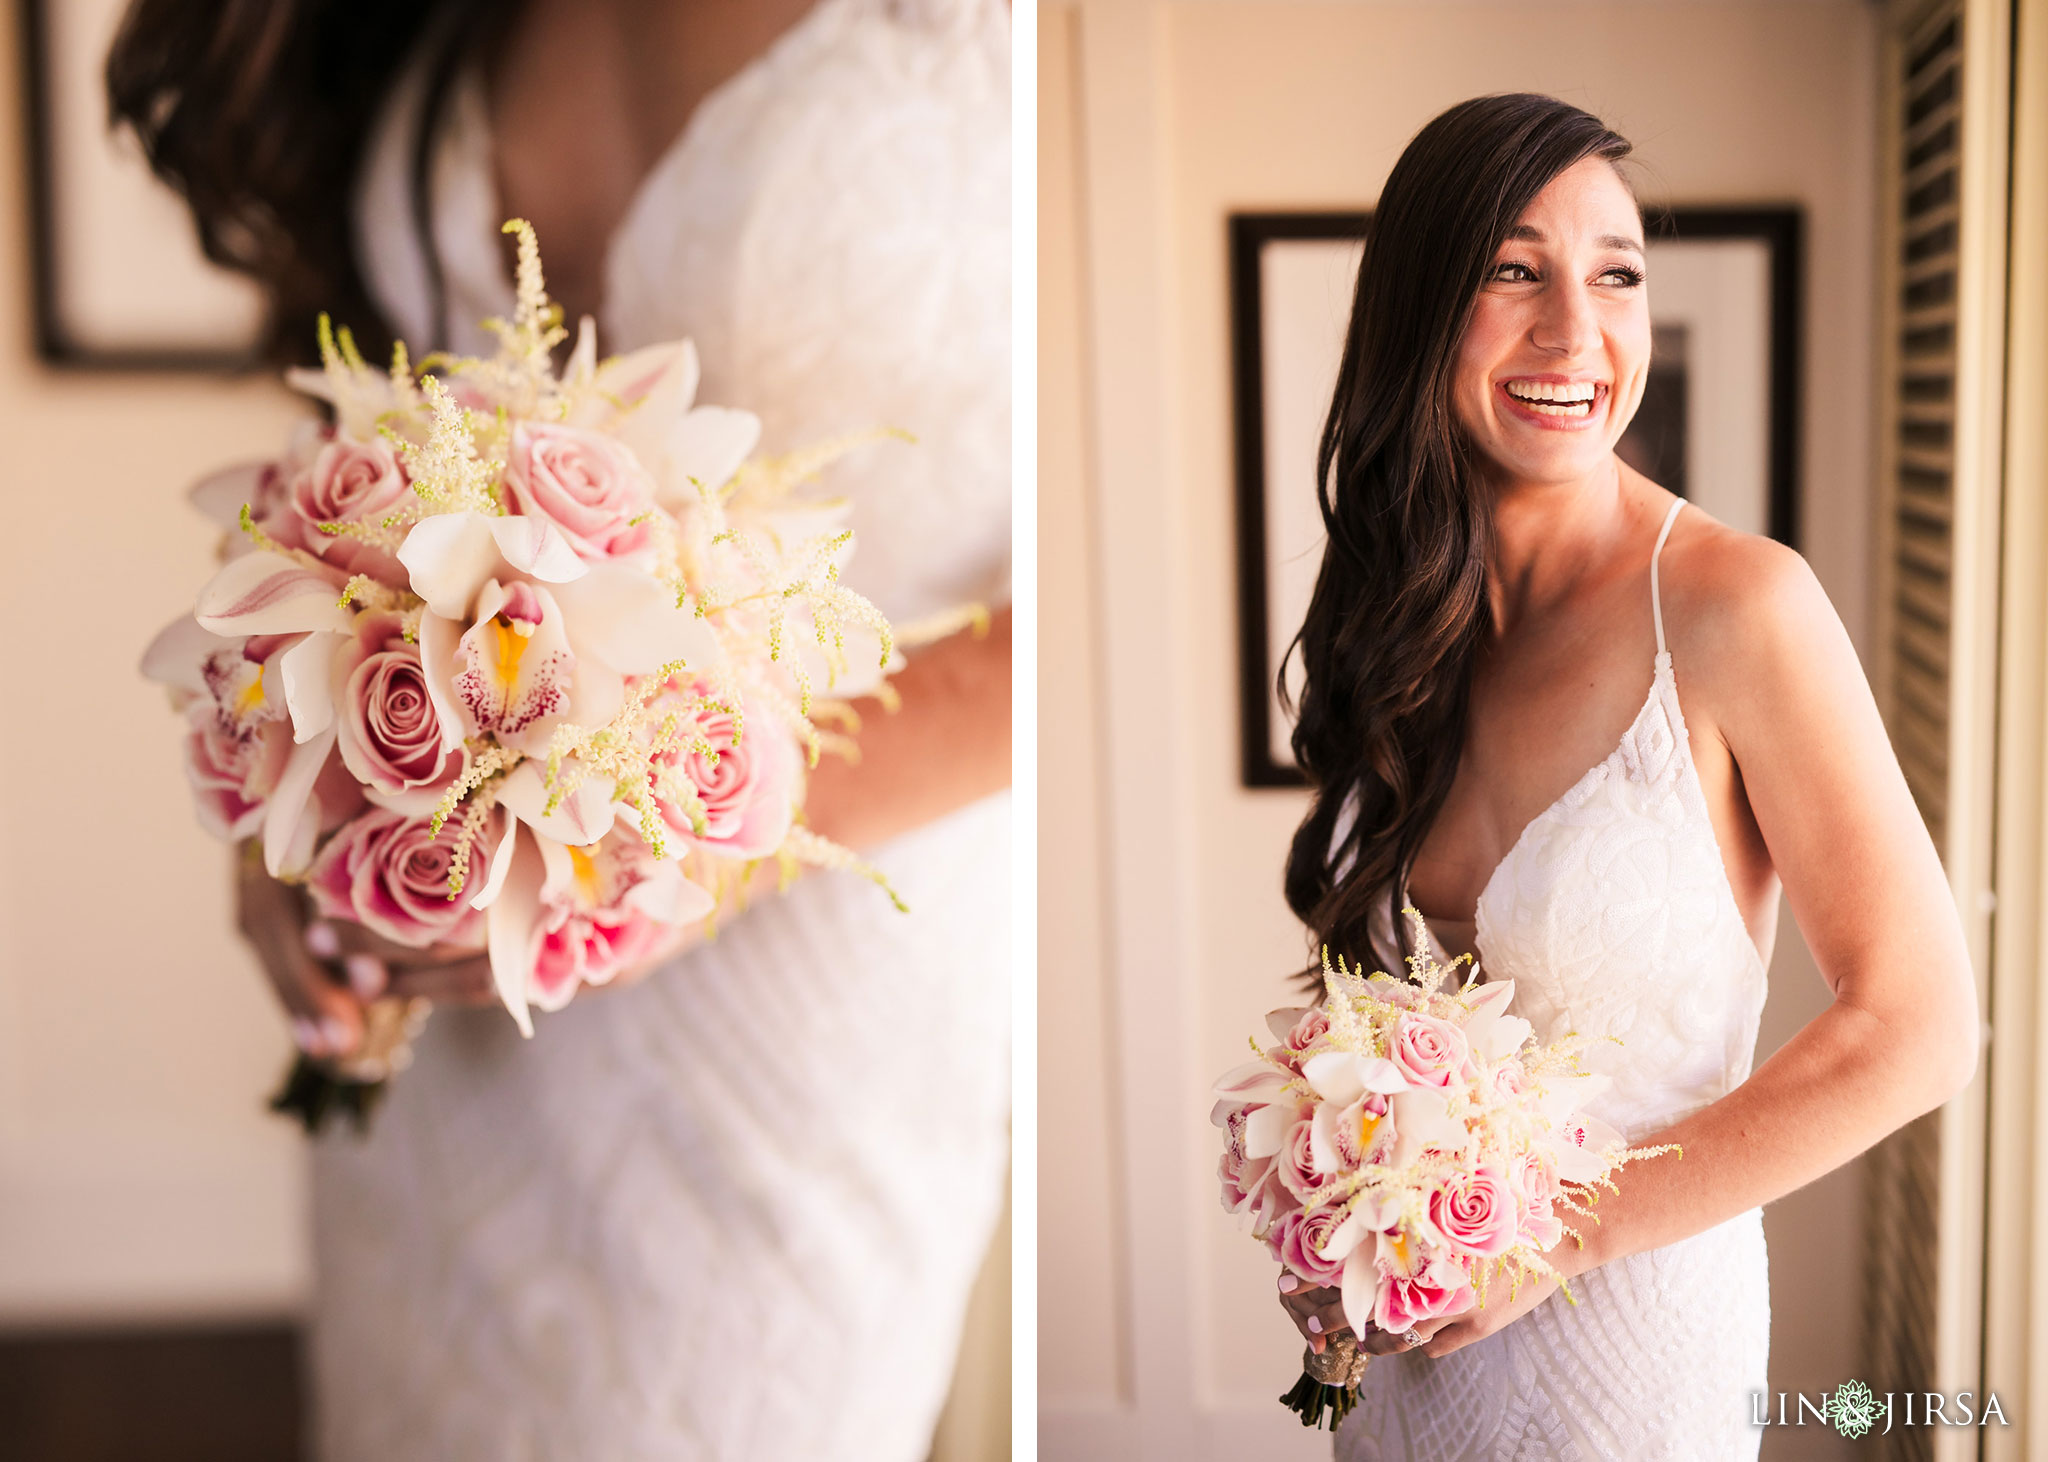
left=1273, top=95, right=1977, bottom=1460
left=110, top=1, right=1010, bottom=1458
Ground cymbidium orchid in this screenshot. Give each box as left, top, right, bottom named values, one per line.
left=145, top=219, right=943, bottom=1125
left=1212, top=910, right=1681, bottom=1429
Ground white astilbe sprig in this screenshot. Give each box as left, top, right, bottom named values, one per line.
left=744, top=676, right=830, bottom=769
left=336, top=574, right=408, bottom=615
left=682, top=478, right=898, bottom=714
left=431, top=219, right=572, bottom=421
left=778, top=824, right=906, bottom=913
left=534, top=662, right=743, bottom=861
left=431, top=741, right=524, bottom=843
left=391, top=374, right=503, bottom=520
left=723, top=428, right=909, bottom=515
left=893, top=603, right=994, bottom=650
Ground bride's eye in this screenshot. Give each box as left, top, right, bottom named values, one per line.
left=1490, top=260, right=1538, bottom=283
left=1599, top=264, right=1647, bottom=287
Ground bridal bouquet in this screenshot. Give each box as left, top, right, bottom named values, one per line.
left=145, top=221, right=924, bottom=1126
left=1211, top=912, right=1679, bottom=1430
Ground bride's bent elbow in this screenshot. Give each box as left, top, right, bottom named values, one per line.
left=1894, top=1002, right=1983, bottom=1118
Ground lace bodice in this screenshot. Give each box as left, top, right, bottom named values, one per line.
left=1342, top=500, right=1772, bottom=1460
left=1406, top=500, right=1767, bottom=1141
left=1461, top=502, right=1768, bottom=1140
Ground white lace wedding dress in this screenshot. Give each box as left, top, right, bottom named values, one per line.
left=1337, top=501, right=1772, bottom=1461
left=308, top=5, right=1011, bottom=1459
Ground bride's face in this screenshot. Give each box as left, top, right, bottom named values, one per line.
left=1450, top=158, right=1651, bottom=488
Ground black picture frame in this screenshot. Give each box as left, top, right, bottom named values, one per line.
left=1228, top=206, right=1803, bottom=789
left=17, top=0, right=262, bottom=370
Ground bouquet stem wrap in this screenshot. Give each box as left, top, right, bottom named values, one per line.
left=1283, top=1335, right=1370, bottom=1429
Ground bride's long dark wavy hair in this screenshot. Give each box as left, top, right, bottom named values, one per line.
left=1282, top=94, right=1635, bottom=979
left=104, top=0, right=503, bottom=366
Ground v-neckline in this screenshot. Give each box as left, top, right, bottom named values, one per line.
left=1407, top=654, right=1673, bottom=941
left=466, top=0, right=842, bottom=329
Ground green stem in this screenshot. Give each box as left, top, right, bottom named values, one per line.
left=1280, top=1368, right=1358, bottom=1431
left=268, top=1052, right=387, bottom=1136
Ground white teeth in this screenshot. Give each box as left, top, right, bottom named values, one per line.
left=1504, top=379, right=1597, bottom=404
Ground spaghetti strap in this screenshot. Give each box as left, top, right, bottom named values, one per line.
left=1650, top=498, right=1685, bottom=657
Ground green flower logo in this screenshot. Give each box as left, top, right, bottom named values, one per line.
left=1827, top=1380, right=1879, bottom=1439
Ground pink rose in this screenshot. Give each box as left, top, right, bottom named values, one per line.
left=1428, top=1164, right=1519, bottom=1259
left=184, top=712, right=290, bottom=839
left=1492, top=1056, right=1531, bottom=1102
left=649, top=690, right=801, bottom=860
left=307, top=808, right=495, bottom=949
left=1272, top=1206, right=1349, bottom=1289
left=1389, top=1011, right=1474, bottom=1090
left=287, top=437, right=411, bottom=583
left=1277, top=1113, right=1339, bottom=1204
left=230, top=427, right=327, bottom=556
left=335, top=612, right=463, bottom=808
left=1281, top=1007, right=1330, bottom=1067
left=1374, top=1254, right=1475, bottom=1336
left=503, top=422, right=656, bottom=561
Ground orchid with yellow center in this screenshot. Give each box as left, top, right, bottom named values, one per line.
left=466, top=820, right=713, bottom=1032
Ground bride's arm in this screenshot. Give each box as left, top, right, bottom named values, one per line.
left=801, top=605, right=1013, bottom=850
left=1420, top=534, right=1979, bottom=1355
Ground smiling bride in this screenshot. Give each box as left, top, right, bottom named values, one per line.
left=1269, top=93, right=1978, bottom=1460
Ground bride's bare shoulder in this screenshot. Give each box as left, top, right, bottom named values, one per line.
left=1659, top=505, right=1861, bottom=721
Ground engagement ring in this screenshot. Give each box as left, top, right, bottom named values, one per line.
left=1402, top=1327, right=1424, bottom=1348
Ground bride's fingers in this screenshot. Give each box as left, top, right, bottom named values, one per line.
left=312, top=918, right=473, bottom=975
left=260, top=924, right=368, bottom=1059
left=1279, top=1286, right=1351, bottom=1350
left=1359, top=1325, right=1412, bottom=1356
left=235, top=858, right=366, bottom=1059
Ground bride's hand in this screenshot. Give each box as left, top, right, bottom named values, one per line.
left=236, top=849, right=498, bottom=1060
left=1418, top=1269, right=1560, bottom=1357
left=1277, top=1276, right=1356, bottom=1355
left=1275, top=1271, right=1474, bottom=1359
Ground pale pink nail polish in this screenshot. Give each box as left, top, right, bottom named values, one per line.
left=304, top=922, right=341, bottom=960
left=1308, top=1316, right=1322, bottom=1334
left=345, top=953, right=387, bottom=1001
left=291, top=1018, right=321, bottom=1054
left=1277, top=1273, right=1298, bottom=1293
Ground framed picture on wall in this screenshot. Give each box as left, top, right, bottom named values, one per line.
left=20, top=0, right=266, bottom=367
left=1228, top=206, right=1802, bottom=789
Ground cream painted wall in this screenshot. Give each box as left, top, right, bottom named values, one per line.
left=1041, top=3, right=1879, bottom=1457
left=0, top=18, right=312, bottom=1320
